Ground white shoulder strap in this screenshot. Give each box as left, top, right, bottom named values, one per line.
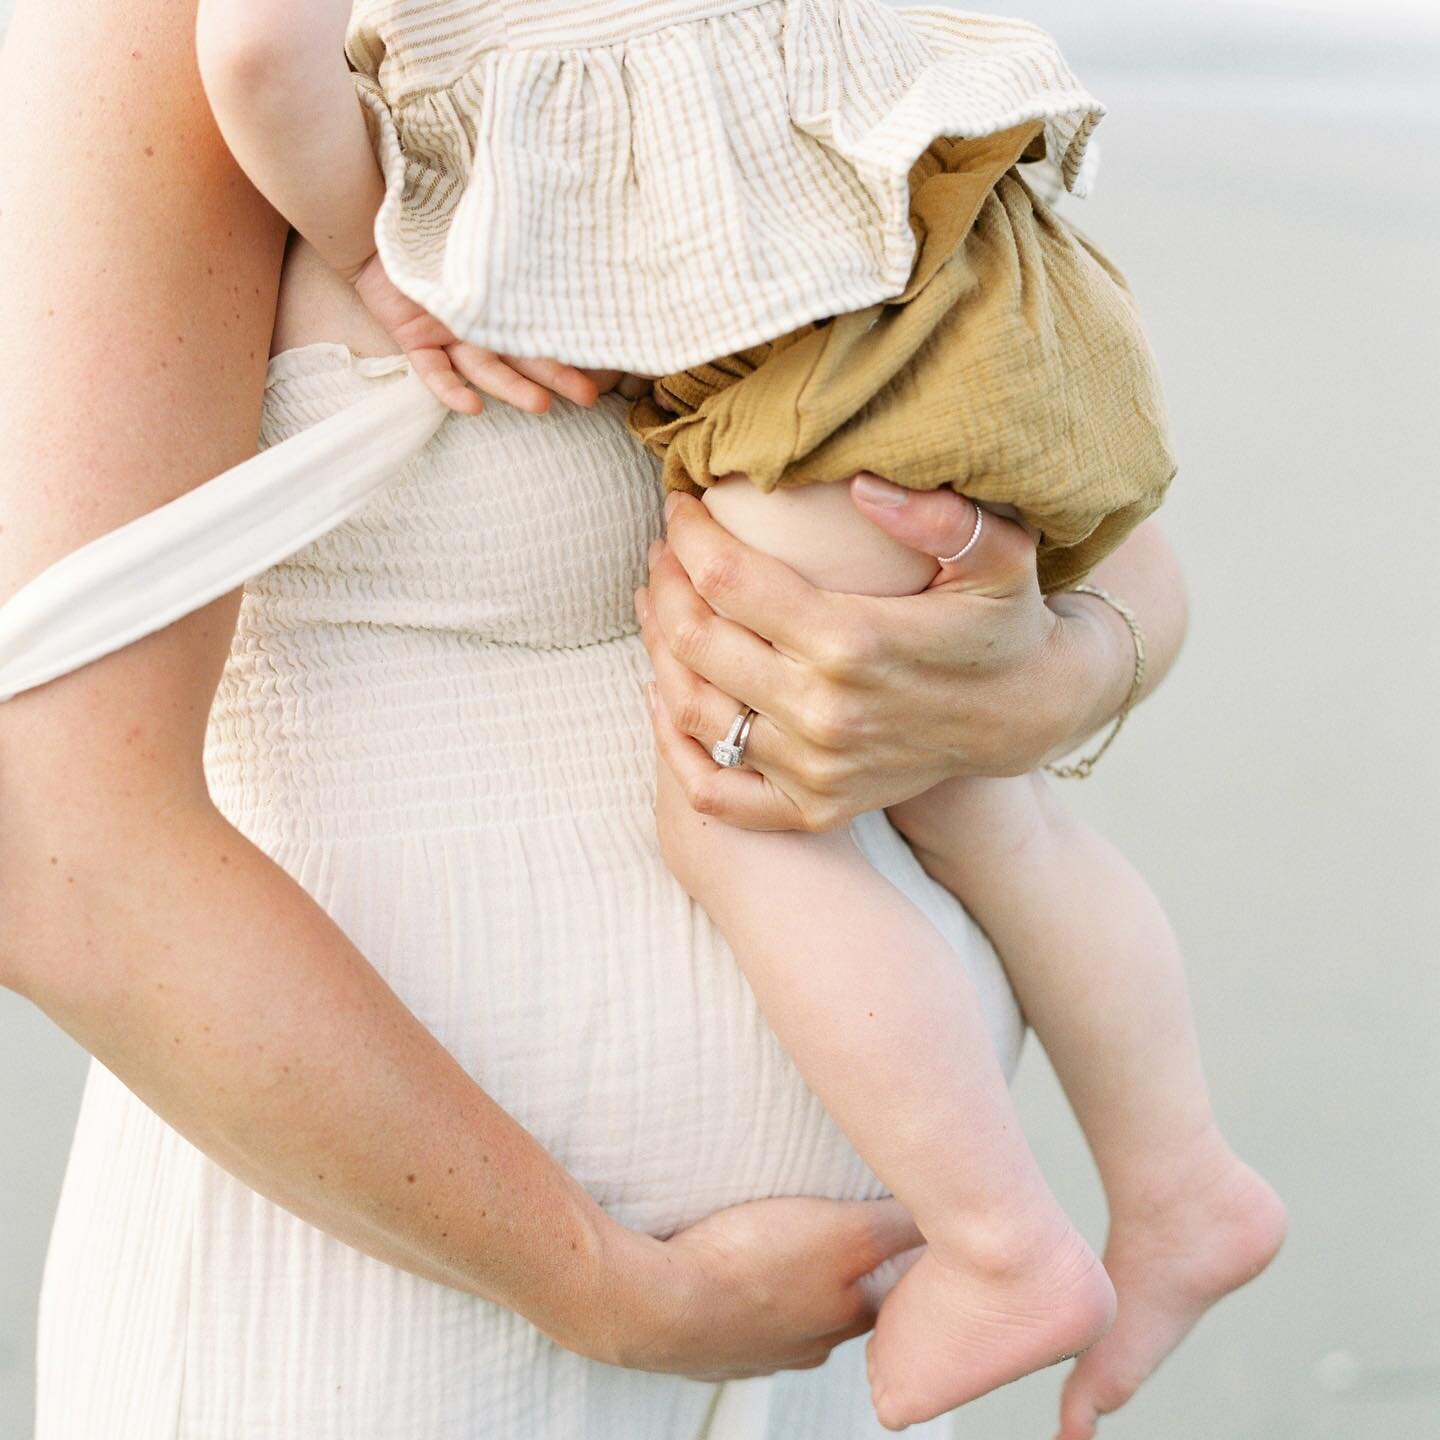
left=0, top=369, right=446, bottom=704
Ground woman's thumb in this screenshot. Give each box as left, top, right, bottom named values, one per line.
left=849, top=473, right=1034, bottom=590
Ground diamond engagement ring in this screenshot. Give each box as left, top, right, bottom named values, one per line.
left=711, top=707, right=757, bottom=768
left=935, top=503, right=983, bottom=565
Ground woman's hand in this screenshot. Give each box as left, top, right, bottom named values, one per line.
left=346, top=251, right=601, bottom=416
left=573, top=1196, right=923, bottom=1381
left=637, top=477, right=1184, bottom=832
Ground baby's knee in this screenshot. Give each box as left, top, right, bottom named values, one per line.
left=889, top=771, right=1059, bottom=863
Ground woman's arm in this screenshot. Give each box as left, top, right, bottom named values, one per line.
left=0, top=0, right=917, bottom=1378
left=195, top=0, right=382, bottom=279
left=1046, top=513, right=1188, bottom=742
left=637, top=483, right=1188, bottom=831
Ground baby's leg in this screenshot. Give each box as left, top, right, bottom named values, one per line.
left=691, top=470, right=943, bottom=596
left=655, top=477, right=1114, bottom=1428
left=888, top=774, right=1287, bottom=1440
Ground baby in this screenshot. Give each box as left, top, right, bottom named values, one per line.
left=196, top=1, right=1286, bottom=1433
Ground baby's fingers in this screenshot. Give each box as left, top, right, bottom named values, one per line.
left=408, top=346, right=485, bottom=416
left=446, top=346, right=556, bottom=414
left=500, top=354, right=600, bottom=409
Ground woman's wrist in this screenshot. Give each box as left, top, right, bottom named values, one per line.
left=546, top=1213, right=692, bottom=1370
left=1042, top=588, right=1138, bottom=762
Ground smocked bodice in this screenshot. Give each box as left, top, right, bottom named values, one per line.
left=248, top=345, right=660, bottom=648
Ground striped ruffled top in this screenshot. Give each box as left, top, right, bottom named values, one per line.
left=344, top=0, right=1105, bottom=372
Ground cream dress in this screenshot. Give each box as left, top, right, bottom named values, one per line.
left=26, top=345, right=1023, bottom=1439
left=4, top=1, right=1110, bottom=1431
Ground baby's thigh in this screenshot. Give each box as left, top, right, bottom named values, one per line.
left=700, top=473, right=939, bottom=597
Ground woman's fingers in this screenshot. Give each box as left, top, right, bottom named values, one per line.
left=836, top=1198, right=926, bottom=1281
left=638, top=586, right=851, bottom=832
left=858, top=1244, right=928, bottom=1311
left=636, top=585, right=808, bottom=783
left=638, top=591, right=746, bottom=754
left=644, top=683, right=805, bottom=832
left=639, top=538, right=877, bottom=831
left=848, top=473, right=1037, bottom=598
left=659, top=493, right=851, bottom=659
left=644, top=535, right=806, bottom=733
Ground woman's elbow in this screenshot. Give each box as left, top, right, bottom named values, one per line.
left=0, top=753, right=210, bottom=1001
left=0, top=846, right=43, bottom=997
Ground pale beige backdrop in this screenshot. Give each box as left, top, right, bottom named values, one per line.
left=2, top=1, right=1437, bottom=1437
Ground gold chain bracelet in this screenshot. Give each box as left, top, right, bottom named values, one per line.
left=1043, top=583, right=1148, bottom=781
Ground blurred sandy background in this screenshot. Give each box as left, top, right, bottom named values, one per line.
left=2, top=1, right=1437, bottom=1436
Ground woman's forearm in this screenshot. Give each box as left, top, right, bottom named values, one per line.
left=0, top=0, right=634, bottom=1361
left=196, top=0, right=384, bottom=277
left=2, top=803, right=630, bottom=1357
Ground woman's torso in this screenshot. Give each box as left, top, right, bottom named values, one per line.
left=35, top=235, right=1023, bottom=1440
left=270, top=232, right=401, bottom=362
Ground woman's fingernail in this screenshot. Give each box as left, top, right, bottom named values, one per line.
left=851, top=473, right=909, bottom=507
left=645, top=681, right=659, bottom=712
left=633, top=587, right=650, bottom=623
left=663, top=492, right=680, bottom=520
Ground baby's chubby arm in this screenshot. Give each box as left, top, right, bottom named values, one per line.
left=195, top=0, right=600, bottom=415
left=196, top=0, right=382, bottom=280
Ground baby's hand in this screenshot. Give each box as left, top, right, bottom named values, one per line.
left=347, top=252, right=599, bottom=415
left=584, top=370, right=656, bottom=401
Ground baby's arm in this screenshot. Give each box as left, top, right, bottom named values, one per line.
left=195, top=1, right=599, bottom=415
left=196, top=0, right=381, bottom=280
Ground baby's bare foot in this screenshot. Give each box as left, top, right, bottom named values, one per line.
left=1055, top=1134, right=1287, bottom=1440
left=866, top=1219, right=1115, bottom=1431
